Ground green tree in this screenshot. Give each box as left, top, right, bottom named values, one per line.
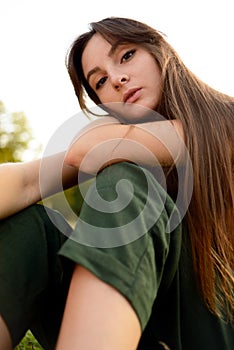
left=0, top=100, right=41, bottom=163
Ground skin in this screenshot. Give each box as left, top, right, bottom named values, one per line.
left=56, top=265, right=141, bottom=350
left=82, top=33, right=162, bottom=122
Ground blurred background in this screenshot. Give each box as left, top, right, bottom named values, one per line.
left=0, top=0, right=233, bottom=157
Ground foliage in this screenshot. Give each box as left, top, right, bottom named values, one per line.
left=42, top=178, right=93, bottom=225
left=14, top=331, right=43, bottom=350
left=0, top=100, right=41, bottom=163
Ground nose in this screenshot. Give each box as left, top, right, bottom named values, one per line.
left=111, top=73, right=129, bottom=90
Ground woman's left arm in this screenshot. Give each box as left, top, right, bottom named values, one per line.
left=65, top=117, right=185, bottom=174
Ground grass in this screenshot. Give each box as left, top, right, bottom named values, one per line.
left=14, top=331, right=43, bottom=350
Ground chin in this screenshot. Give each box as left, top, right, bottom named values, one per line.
left=101, top=102, right=162, bottom=124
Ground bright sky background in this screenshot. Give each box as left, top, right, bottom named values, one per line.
left=0, top=0, right=233, bottom=154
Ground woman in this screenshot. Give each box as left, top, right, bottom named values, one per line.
left=0, top=17, right=233, bottom=350
left=57, top=17, right=234, bottom=349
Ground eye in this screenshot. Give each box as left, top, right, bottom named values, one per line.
left=96, top=76, right=107, bottom=90
left=121, top=49, right=136, bottom=63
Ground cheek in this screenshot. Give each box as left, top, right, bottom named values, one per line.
left=98, top=91, right=110, bottom=104
left=150, top=67, right=162, bottom=98
left=146, top=55, right=161, bottom=83
left=98, top=87, right=118, bottom=104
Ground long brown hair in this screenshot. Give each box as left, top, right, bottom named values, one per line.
left=66, top=17, right=234, bottom=325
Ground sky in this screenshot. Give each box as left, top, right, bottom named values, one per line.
left=0, top=0, right=233, bottom=154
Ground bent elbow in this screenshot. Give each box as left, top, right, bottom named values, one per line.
left=64, top=149, right=95, bottom=175
left=64, top=148, right=81, bottom=168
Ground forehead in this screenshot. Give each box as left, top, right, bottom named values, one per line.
left=81, top=34, right=112, bottom=73
left=85, top=33, right=112, bottom=55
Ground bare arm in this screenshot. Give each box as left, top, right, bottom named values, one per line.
left=0, top=118, right=184, bottom=219
left=65, top=117, right=185, bottom=174
left=0, top=151, right=81, bottom=219
left=56, top=265, right=141, bottom=350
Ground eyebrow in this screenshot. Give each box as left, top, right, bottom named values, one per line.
left=86, top=42, right=122, bottom=83
left=86, top=67, right=101, bottom=83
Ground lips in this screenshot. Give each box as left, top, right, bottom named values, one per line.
left=123, top=88, right=141, bottom=103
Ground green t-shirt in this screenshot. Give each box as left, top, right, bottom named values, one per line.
left=59, top=162, right=233, bottom=350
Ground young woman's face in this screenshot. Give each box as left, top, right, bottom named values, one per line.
left=82, top=33, right=162, bottom=121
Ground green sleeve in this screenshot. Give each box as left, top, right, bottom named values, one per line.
left=59, top=162, right=182, bottom=330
